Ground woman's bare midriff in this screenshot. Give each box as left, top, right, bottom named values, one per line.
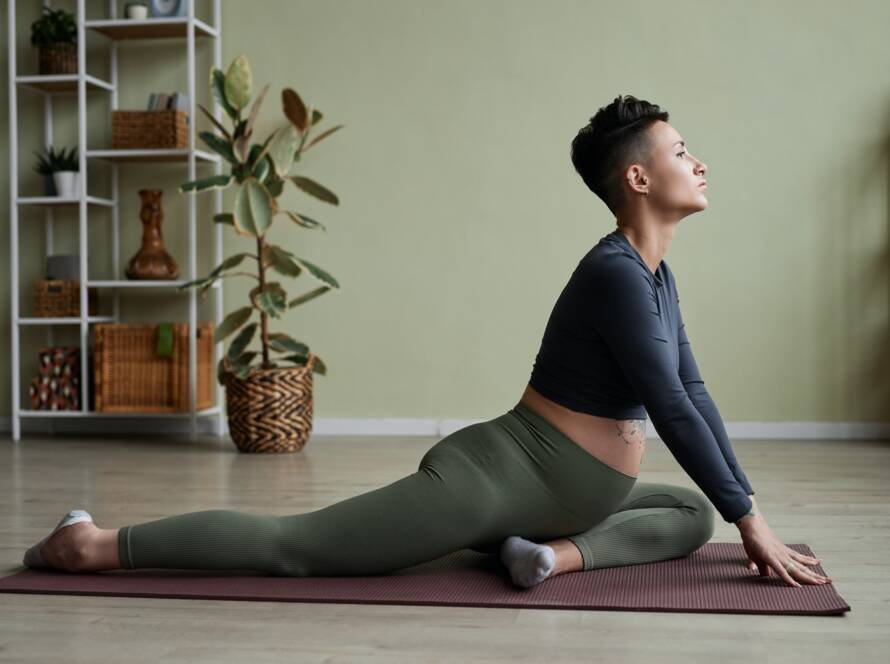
left=517, top=384, right=645, bottom=479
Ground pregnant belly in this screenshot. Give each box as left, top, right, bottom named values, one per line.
left=518, top=384, right=645, bottom=478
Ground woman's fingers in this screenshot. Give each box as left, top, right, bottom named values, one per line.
left=769, top=557, right=801, bottom=587
left=784, top=550, right=832, bottom=582
left=749, top=554, right=833, bottom=586
left=783, top=559, right=833, bottom=585
left=803, top=566, right=832, bottom=583
left=785, top=547, right=822, bottom=566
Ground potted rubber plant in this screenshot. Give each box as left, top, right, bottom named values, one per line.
left=31, top=6, right=77, bottom=75
left=178, top=53, right=343, bottom=454
left=33, top=146, right=80, bottom=197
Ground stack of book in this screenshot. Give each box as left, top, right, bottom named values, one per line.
left=147, top=91, right=190, bottom=122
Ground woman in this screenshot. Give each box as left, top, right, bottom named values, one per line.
left=23, top=95, right=830, bottom=590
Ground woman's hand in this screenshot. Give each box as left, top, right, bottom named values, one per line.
left=738, top=510, right=831, bottom=587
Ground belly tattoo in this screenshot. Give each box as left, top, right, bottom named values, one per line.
left=615, top=419, right=646, bottom=450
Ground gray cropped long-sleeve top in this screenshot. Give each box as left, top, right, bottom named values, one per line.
left=528, top=229, right=754, bottom=523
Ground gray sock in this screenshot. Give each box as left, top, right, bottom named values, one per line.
left=499, top=535, right=556, bottom=588
left=23, top=509, right=93, bottom=568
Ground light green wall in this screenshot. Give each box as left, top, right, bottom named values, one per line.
left=1, top=0, right=888, bottom=422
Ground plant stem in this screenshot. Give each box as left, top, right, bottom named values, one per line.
left=256, top=235, right=270, bottom=368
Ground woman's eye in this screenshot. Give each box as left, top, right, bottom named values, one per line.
left=677, top=151, right=686, bottom=158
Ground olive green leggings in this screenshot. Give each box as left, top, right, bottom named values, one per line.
left=117, top=402, right=715, bottom=576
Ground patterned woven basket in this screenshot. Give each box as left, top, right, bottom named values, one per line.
left=34, top=279, right=98, bottom=317
left=38, top=43, right=77, bottom=74
left=223, top=354, right=317, bottom=454
left=112, top=110, right=189, bottom=150
left=93, top=322, right=214, bottom=413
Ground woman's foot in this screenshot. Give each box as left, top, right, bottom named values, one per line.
left=23, top=510, right=121, bottom=573
left=499, top=536, right=586, bottom=588
left=499, top=536, right=557, bottom=588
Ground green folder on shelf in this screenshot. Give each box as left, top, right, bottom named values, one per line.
left=156, top=323, right=174, bottom=358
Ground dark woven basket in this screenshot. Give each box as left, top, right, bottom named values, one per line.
left=223, top=354, right=317, bottom=454
left=38, top=43, right=77, bottom=75
left=33, top=279, right=97, bottom=317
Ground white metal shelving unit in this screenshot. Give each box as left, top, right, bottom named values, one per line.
left=7, top=0, right=226, bottom=442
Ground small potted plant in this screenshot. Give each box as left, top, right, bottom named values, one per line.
left=33, top=146, right=80, bottom=198
left=178, top=53, right=344, bottom=454
left=31, top=6, right=77, bottom=75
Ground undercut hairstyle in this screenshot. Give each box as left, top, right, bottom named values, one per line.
left=570, top=95, right=670, bottom=215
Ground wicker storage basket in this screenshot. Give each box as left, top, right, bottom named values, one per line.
left=93, top=322, right=214, bottom=413
left=34, top=279, right=98, bottom=317
left=112, top=110, right=189, bottom=150
left=223, top=354, right=317, bottom=454
left=38, top=43, right=77, bottom=75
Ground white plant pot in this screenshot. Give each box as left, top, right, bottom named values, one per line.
left=52, top=171, right=80, bottom=198
left=125, top=4, right=148, bottom=19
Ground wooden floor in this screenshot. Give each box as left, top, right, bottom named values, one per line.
left=0, top=428, right=886, bottom=663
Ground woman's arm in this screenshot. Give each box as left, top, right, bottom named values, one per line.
left=586, top=257, right=752, bottom=524
left=675, top=295, right=755, bottom=495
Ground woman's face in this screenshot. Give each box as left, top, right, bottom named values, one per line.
left=626, top=120, right=709, bottom=215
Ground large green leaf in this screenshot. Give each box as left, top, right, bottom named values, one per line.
left=251, top=130, right=278, bottom=167
left=233, top=177, right=274, bottom=236
left=232, top=119, right=248, bottom=141
left=268, top=332, right=308, bottom=355
left=281, top=352, right=327, bottom=376
left=249, top=282, right=287, bottom=318
left=209, top=67, right=237, bottom=120
left=215, top=306, right=253, bottom=343
left=252, top=154, right=270, bottom=182
left=264, top=244, right=302, bottom=277
left=224, top=54, right=252, bottom=112
left=227, top=350, right=259, bottom=380
left=273, top=249, right=340, bottom=290
left=219, top=351, right=258, bottom=381
left=227, top=321, right=257, bottom=360
left=242, top=83, right=268, bottom=142
left=177, top=275, right=212, bottom=291
left=197, top=103, right=231, bottom=140
left=265, top=174, right=285, bottom=198
left=209, top=252, right=253, bottom=278
left=267, top=124, right=300, bottom=176
left=198, top=131, right=238, bottom=164
left=287, top=285, right=331, bottom=308
left=179, top=174, right=233, bottom=194
left=303, top=123, right=344, bottom=151
left=289, top=175, right=339, bottom=205
left=245, top=143, right=273, bottom=181
left=283, top=211, right=326, bottom=231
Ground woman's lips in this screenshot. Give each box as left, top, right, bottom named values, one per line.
left=698, top=181, right=707, bottom=188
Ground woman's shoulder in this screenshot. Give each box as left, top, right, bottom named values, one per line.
left=579, top=240, right=652, bottom=290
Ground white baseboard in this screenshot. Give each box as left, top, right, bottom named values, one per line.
left=1, top=415, right=889, bottom=440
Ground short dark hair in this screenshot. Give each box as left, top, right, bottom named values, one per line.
left=570, top=94, right=669, bottom=215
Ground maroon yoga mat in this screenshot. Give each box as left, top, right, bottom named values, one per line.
left=0, top=542, right=849, bottom=615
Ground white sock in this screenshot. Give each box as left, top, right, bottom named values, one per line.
left=499, top=535, right=556, bottom=588
left=23, top=509, right=93, bottom=568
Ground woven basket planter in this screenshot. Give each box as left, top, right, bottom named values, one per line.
left=223, top=354, right=317, bottom=454
left=38, top=43, right=77, bottom=75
